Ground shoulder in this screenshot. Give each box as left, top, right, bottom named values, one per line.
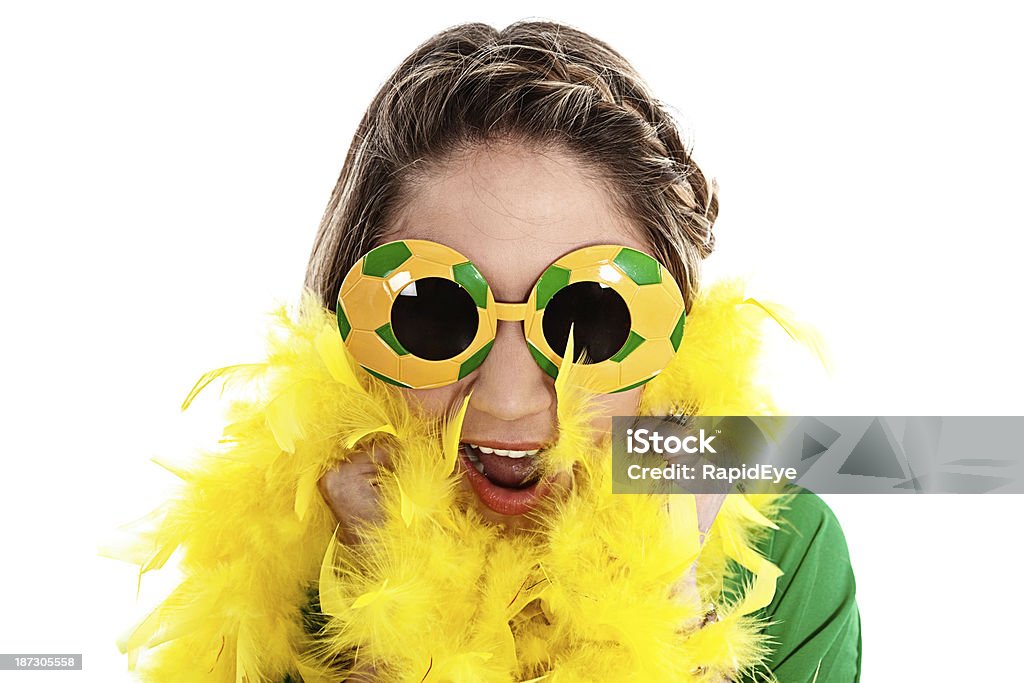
left=761, top=490, right=858, bottom=609
left=770, top=491, right=854, bottom=567
left=754, top=491, right=863, bottom=682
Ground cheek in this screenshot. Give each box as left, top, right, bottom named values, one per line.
left=587, top=387, right=644, bottom=434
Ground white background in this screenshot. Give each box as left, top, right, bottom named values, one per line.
left=2, top=1, right=1022, bottom=681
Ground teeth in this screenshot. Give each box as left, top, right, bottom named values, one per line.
left=461, top=445, right=486, bottom=473
left=466, top=443, right=542, bottom=459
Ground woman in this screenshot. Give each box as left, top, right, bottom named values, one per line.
left=113, top=20, right=860, bottom=683
left=308, top=21, right=860, bottom=682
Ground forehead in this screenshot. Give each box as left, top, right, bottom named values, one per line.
left=383, top=142, right=650, bottom=301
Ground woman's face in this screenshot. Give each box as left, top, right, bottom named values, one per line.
left=382, top=141, right=650, bottom=527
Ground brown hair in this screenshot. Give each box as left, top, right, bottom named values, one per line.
left=304, top=21, right=718, bottom=313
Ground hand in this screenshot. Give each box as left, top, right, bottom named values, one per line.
left=317, top=443, right=392, bottom=545
left=316, top=445, right=392, bottom=682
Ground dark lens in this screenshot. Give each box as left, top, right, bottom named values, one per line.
left=542, top=282, right=630, bottom=363
left=391, top=277, right=479, bottom=361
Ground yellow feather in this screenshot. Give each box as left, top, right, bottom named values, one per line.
left=351, top=578, right=392, bottom=609
left=180, top=363, right=267, bottom=412
left=293, top=465, right=319, bottom=521
left=106, top=280, right=808, bottom=681
left=553, top=323, right=576, bottom=398
left=728, top=491, right=781, bottom=531
left=317, top=527, right=346, bottom=616
left=743, top=295, right=834, bottom=375
left=442, top=392, right=472, bottom=475
left=544, top=324, right=602, bottom=480
left=264, top=381, right=308, bottom=453
left=313, top=320, right=365, bottom=392
left=395, top=476, right=416, bottom=527
left=149, top=454, right=190, bottom=481
left=342, top=422, right=397, bottom=449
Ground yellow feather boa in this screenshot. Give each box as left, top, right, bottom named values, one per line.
left=102, top=277, right=823, bottom=682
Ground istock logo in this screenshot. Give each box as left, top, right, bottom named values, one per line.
left=625, top=427, right=718, bottom=454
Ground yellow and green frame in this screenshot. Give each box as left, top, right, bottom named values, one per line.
left=336, top=239, right=686, bottom=393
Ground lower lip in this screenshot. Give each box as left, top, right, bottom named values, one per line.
left=458, top=445, right=551, bottom=516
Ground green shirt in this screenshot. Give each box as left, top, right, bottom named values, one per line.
left=738, top=492, right=862, bottom=682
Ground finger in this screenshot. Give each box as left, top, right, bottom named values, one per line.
left=363, top=441, right=394, bottom=469
left=334, top=442, right=394, bottom=470
left=317, top=456, right=389, bottom=543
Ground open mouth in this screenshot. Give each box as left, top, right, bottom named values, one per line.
left=458, top=441, right=551, bottom=515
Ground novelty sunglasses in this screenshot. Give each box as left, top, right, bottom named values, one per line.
left=336, top=239, right=686, bottom=393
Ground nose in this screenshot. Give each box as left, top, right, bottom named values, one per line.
left=469, top=320, right=554, bottom=421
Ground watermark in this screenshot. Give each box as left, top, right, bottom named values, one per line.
left=0, top=654, right=82, bottom=670
left=611, top=416, right=1024, bottom=494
